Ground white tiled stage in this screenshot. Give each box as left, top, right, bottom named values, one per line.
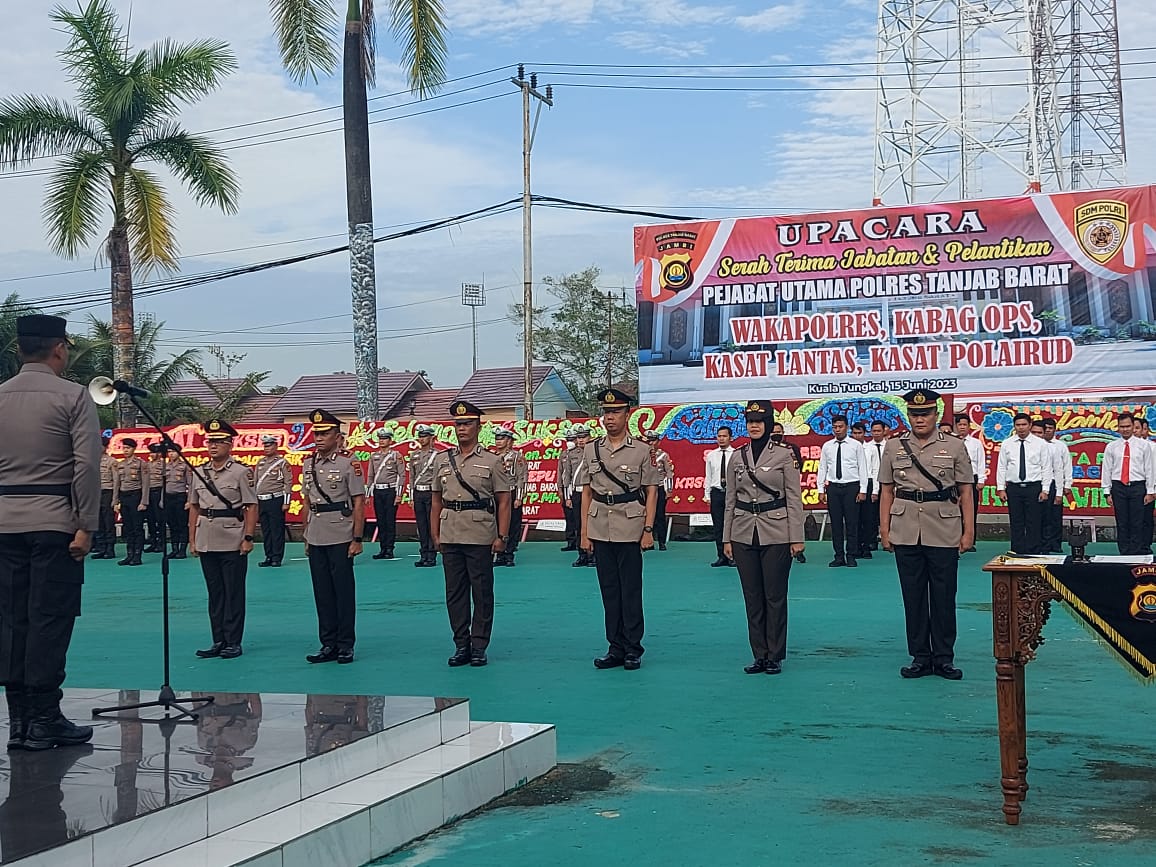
left=0, top=690, right=555, bottom=867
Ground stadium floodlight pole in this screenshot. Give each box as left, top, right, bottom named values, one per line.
left=511, top=65, right=553, bottom=420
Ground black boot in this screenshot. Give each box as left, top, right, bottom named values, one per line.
left=128, top=545, right=144, bottom=566
left=5, top=687, right=26, bottom=751
left=21, top=691, right=93, bottom=751
left=117, top=546, right=134, bottom=566
left=172, top=543, right=187, bottom=560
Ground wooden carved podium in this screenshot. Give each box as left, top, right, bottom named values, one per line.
left=983, top=558, right=1061, bottom=826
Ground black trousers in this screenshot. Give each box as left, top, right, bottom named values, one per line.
left=165, top=491, right=188, bottom=544
left=654, top=489, right=668, bottom=545
left=413, top=491, right=434, bottom=561
left=508, top=506, right=523, bottom=554
left=120, top=490, right=145, bottom=549
left=308, top=543, right=356, bottom=650
left=145, top=488, right=163, bottom=543
left=592, top=540, right=644, bottom=658
left=732, top=541, right=791, bottom=661
left=710, top=488, right=726, bottom=557
left=1006, top=481, right=1043, bottom=554
left=858, top=480, right=879, bottom=552
left=1041, top=482, right=1064, bottom=552
left=199, top=551, right=247, bottom=647
left=563, top=496, right=579, bottom=547
left=372, top=488, right=398, bottom=552
left=0, top=531, right=82, bottom=694
left=442, top=543, right=495, bottom=650
left=826, top=482, right=860, bottom=558
left=258, top=498, right=286, bottom=563
left=97, top=489, right=116, bottom=551
left=1112, top=480, right=1147, bottom=555
left=893, top=544, right=959, bottom=665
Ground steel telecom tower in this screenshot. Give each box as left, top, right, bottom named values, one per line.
left=873, top=0, right=1126, bottom=205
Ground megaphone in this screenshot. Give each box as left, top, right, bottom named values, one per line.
left=89, top=376, right=117, bottom=406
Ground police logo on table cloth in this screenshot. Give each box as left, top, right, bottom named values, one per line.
left=1075, top=199, right=1128, bottom=264
left=1130, top=565, right=1156, bottom=622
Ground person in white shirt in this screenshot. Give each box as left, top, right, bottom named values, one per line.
left=995, top=413, right=1054, bottom=554
left=703, top=427, right=735, bottom=567
left=1140, top=418, right=1156, bottom=552
left=858, top=419, right=887, bottom=558
left=817, top=415, right=869, bottom=567
left=954, top=414, right=985, bottom=552
left=1101, top=412, right=1156, bottom=555
left=1039, top=418, right=1073, bottom=553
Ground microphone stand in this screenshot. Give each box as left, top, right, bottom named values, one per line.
left=94, top=392, right=216, bottom=724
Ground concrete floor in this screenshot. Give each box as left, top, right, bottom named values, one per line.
left=66, top=541, right=1156, bottom=866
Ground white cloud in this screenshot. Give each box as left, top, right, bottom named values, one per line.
left=608, top=31, right=709, bottom=59
left=734, top=3, right=807, bottom=33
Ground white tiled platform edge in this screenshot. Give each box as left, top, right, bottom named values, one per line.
left=134, top=722, right=557, bottom=867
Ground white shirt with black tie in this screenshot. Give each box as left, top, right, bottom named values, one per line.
left=703, top=446, right=732, bottom=502
left=817, top=436, right=869, bottom=495
left=995, top=433, right=1055, bottom=492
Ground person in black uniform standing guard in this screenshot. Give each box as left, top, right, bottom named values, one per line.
left=723, top=401, right=805, bottom=675
left=0, top=314, right=101, bottom=750
left=578, top=388, right=661, bottom=670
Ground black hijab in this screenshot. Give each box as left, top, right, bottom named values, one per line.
left=749, top=420, right=771, bottom=463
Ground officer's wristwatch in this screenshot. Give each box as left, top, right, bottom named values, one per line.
left=499, top=535, right=510, bottom=542
left=643, top=525, right=654, bottom=533
left=243, top=534, right=254, bottom=542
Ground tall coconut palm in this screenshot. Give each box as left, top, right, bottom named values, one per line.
left=269, top=0, right=447, bottom=420
left=0, top=0, right=239, bottom=426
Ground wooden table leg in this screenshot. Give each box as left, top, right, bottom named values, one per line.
left=995, top=655, right=1023, bottom=825
left=1014, top=662, right=1028, bottom=801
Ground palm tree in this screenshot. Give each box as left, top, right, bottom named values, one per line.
left=0, top=0, right=239, bottom=426
left=269, top=0, right=447, bottom=420
left=0, top=292, right=50, bottom=381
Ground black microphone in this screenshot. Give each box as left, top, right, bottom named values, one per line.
left=112, top=379, right=151, bottom=399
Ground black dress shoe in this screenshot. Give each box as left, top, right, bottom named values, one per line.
left=415, top=559, right=433, bottom=568
left=572, top=556, right=588, bottom=567
left=337, top=649, right=355, bottom=664
left=710, top=557, right=729, bottom=567
left=448, top=646, right=472, bottom=667
left=306, top=646, right=339, bottom=664
left=765, top=660, right=782, bottom=675
left=623, top=656, right=641, bottom=671
left=560, top=544, right=577, bottom=552
left=196, top=643, right=224, bottom=659
left=934, top=664, right=963, bottom=680
left=470, top=649, right=488, bottom=667
left=657, top=542, right=667, bottom=551
left=900, top=661, right=934, bottom=679
left=270, top=560, right=282, bottom=567
left=744, top=658, right=768, bottom=674
left=220, top=645, right=243, bottom=659
left=22, top=713, right=93, bottom=751
left=372, top=551, right=389, bottom=560
left=829, top=558, right=847, bottom=567
left=859, top=550, right=873, bottom=559
left=845, top=557, right=858, bottom=568
left=384, top=549, right=395, bottom=559
left=593, top=654, right=624, bottom=670
left=258, top=559, right=273, bottom=567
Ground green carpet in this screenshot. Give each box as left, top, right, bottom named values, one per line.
left=66, top=542, right=1156, bottom=866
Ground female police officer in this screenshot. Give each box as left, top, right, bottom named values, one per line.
left=723, top=401, right=805, bottom=675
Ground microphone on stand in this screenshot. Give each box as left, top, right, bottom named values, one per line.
left=88, top=376, right=151, bottom=404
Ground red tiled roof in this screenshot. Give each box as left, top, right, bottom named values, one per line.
left=454, top=366, right=554, bottom=409
left=386, top=388, right=460, bottom=421
left=273, top=371, right=431, bottom=416
left=236, top=393, right=287, bottom=424
left=168, top=378, right=258, bottom=408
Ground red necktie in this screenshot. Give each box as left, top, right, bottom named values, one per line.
left=1122, top=441, right=1131, bottom=485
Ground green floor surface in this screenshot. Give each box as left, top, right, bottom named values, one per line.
left=65, top=542, right=1155, bottom=866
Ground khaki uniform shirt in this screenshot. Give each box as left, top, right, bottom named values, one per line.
left=302, top=450, right=363, bottom=546
left=149, top=457, right=165, bottom=490
left=434, top=446, right=512, bottom=545
left=190, top=459, right=256, bottom=552
left=722, top=442, right=804, bottom=546
left=558, top=446, right=574, bottom=498
left=253, top=454, right=290, bottom=499
left=368, top=449, right=403, bottom=490
left=408, top=446, right=440, bottom=498
left=653, top=448, right=675, bottom=493
left=498, top=449, right=528, bottom=502
left=195, top=694, right=260, bottom=774
left=879, top=432, right=974, bottom=548
left=576, top=437, right=661, bottom=543
left=100, top=452, right=120, bottom=497
left=0, top=362, right=102, bottom=534
left=118, top=456, right=150, bottom=495
left=165, top=459, right=190, bottom=494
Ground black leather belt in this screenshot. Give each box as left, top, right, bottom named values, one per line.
left=203, top=508, right=243, bottom=519
left=444, top=500, right=493, bottom=512
left=895, top=489, right=952, bottom=503
left=310, top=502, right=349, bottom=514
left=0, top=484, right=71, bottom=496
left=593, top=490, right=641, bottom=505
left=736, top=498, right=787, bottom=513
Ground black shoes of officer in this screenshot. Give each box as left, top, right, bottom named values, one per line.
left=144, top=541, right=164, bottom=554
left=220, top=645, right=243, bottom=659
left=118, top=546, right=142, bottom=566
left=765, top=660, right=782, bottom=675
left=572, top=555, right=589, bottom=567
left=415, top=558, right=436, bottom=568
left=169, top=543, right=187, bottom=559
left=657, top=541, right=667, bottom=551
left=593, top=654, right=624, bottom=670
left=258, top=558, right=273, bottom=567
left=934, top=664, right=963, bottom=680
left=448, top=646, right=472, bottom=667
left=19, top=695, right=93, bottom=751
left=196, top=642, right=224, bottom=659
left=829, top=557, right=846, bottom=567
left=710, top=556, right=729, bottom=567
left=560, top=544, right=577, bottom=552
left=5, top=690, right=26, bottom=750
left=744, top=658, right=768, bottom=674
left=337, top=649, right=355, bottom=664
left=372, top=550, right=390, bottom=560
left=307, top=646, right=339, bottom=664
left=858, top=549, right=873, bottom=559
left=846, top=556, right=858, bottom=568
left=623, top=655, right=641, bottom=671
left=900, top=660, right=934, bottom=678
left=470, top=649, right=488, bottom=667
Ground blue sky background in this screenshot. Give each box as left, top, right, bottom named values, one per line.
left=2, top=0, right=1155, bottom=390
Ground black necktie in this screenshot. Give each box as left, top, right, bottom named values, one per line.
left=835, top=440, right=843, bottom=479
left=720, top=448, right=728, bottom=488
left=1019, top=439, right=1027, bottom=481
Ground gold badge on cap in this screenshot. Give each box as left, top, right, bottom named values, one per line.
left=312, top=411, right=323, bottom=423
left=603, top=391, right=615, bottom=402
left=209, top=420, right=221, bottom=431
left=913, top=392, right=927, bottom=405
left=750, top=402, right=763, bottom=413
left=455, top=403, right=466, bottom=416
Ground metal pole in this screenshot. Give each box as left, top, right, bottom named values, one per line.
left=606, top=292, right=613, bottom=386
left=521, top=79, right=534, bottom=420
left=472, top=305, right=478, bottom=372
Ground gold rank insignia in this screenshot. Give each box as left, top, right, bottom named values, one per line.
left=312, top=411, right=323, bottom=423
left=209, top=420, right=221, bottom=431
left=603, top=391, right=615, bottom=402
left=749, top=402, right=763, bottom=413
left=913, top=392, right=927, bottom=405
left=454, top=403, right=467, bottom=416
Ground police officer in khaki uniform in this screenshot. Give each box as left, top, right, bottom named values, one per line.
left=188, top=419, right=257, bottom=660
left=164, top=450, right=191, bottom=559
left=0, top=314, right=101, bottom=750
left=144, top=452, right=165, bottom=553
left=194, top=693, right=262, bottom=790
left=433, top=401, right=512, bottom=667
left=305, top=694, right=368, bottom=756
left=559, top=431, right=578, bottom=552
left=645, top=430, right=674, bottom=551
left=409, top=425, right=440, bottom=567
left=93, top=435, right=120, bottom=559
left=722, top=401, right=805, bottom=675
left=115, top=438, right=150, bottom=566
left=578, top=388, right=661, bottom=670
left=254, top=434, right=290, bottom=567
left=569, top=426, right=596, bottom=567
left=493, top=428, right=527, bottom=567
left=301, top=409, right=365, bottom=664
left=879, top=388, right=975, bottom=681
left=367, top=430, right=403, bottom=560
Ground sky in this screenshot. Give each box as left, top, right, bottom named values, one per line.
left=2, top=0, right=1156, bottom=391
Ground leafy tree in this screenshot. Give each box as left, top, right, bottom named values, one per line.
left=0, top=0, right=239, bottom=425
left=0, top=293, right=51, bottom=381
left=188, top=365, right=271, bottom=422
left=510, top=267, right=639, bottom=414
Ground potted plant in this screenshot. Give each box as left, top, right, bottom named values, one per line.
left=1037, top=308, right=1063, bottom=337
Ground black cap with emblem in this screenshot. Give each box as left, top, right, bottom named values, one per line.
left=450, top=400, right=484, bottom=421
left=744, top=400, right=772, bottom=422
left=901, top=388, right=940, bottom=417
left=204, top=418, right=239, bottom=441
left=309, top=408, right=342, bottom=433
left=598, top=387, right=634, bottom=409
